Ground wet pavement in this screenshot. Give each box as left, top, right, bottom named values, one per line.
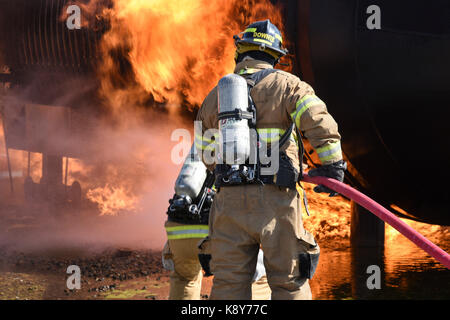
left=310, top=226, right=450, bottom=300
left=0, top=183, right=448, bottom=300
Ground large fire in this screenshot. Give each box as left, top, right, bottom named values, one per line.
left=62, top=0, right=289, bottom=215
left=85, top=0, right=288, bottom=113
left=2, top=1, right=443, bottom=250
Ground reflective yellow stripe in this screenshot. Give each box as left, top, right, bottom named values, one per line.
left=194, top=138, right=210, bottom=150
left=195, top=141, right=216, bottom=151
left=253, top=38, right=273, bottom=46
left=238, top=68, right=259, bottom=75
left=316, top=141, right=341, bottom=154
left=316, top=142, right=342, bottom=163
left=165, top=225, right=209, bottom=232
left=290, top=95, right=325, bottom=128
left=244, top=28, right=257, bottom=33
left=165, top=225, right=209, bottom=240
left=275, top=33, right=283, bottom=43
left=319, top=152, right=342, bottom=163
left=195, top=133, right=214, bottom=144
left=257, top=128, right=286, bottom=143
left=195, top=132, right=217, bottom=151
left=167, top=234, right=208, bottom=240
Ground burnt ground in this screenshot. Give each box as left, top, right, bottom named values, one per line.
left=0, top=185, right=215, bottom=300
left=1, top=184, right=449, bottom=300
left=0, top=182, right=353, bottom=301
left=2, top=172, right=450, bottom=302
left=0, top=246, right=214, bottom=300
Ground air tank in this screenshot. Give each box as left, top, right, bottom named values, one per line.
left=217, top=74, right=251, bottom=165
left=174, top=144, right=208, bottom=200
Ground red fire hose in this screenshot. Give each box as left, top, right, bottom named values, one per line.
left=302, top=174, right=450, bottom=269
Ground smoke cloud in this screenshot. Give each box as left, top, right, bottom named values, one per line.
left=0, top=77, right=190, bottom=253
left=0, top=0, right=287, bottom=254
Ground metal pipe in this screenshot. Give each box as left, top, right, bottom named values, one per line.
left=64, top=156, right=68, bottom=192
left=1, top=115, right=14, bottom=193
left=27, top=151, right=31, bottom=177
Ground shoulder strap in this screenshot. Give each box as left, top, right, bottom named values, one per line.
left=243, top=69, right=292, bottom=148
left=243, top=68, right=279, bottom=129
left=244, top=68, right=278, bottom=89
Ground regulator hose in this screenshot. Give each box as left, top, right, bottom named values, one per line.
left=302, top=174, right=450, bottom=269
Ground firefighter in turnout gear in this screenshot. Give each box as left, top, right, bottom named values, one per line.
left=162, top=144, right=271, bottom=300
left=195, top=19, right=346, bottom=300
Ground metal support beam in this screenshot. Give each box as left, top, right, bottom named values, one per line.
left=351, top=200, right=385, bottom=247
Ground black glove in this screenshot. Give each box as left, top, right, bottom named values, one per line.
left=198, top=254, right=213, bottom=277
left=308, top=160, right=347, bottom=197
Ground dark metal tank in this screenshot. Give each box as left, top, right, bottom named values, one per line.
left=277, top=0, right=450, bottom=225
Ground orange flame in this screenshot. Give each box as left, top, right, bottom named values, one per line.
left=65, top=0, right=289, bottom=215
left=86, top=0, right=288, bottom=114
left=86, top=184, right=139, bottom=216
left=301, top=183, right=352, bottom=240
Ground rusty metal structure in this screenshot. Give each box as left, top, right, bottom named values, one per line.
left=0, top=0, right=106, bottom=205
left=0, top=0, right=101, bottom=72
left=0, top=0, right=449, bottom=229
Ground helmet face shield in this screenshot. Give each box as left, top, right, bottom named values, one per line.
left=234, top=19, right=288, bottom=61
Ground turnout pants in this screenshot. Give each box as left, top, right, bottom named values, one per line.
left=164, top=220, right=272, bottom=300
left=209, top=184, right=318, bottom=300
left=164, top=221, right=205, bottom=300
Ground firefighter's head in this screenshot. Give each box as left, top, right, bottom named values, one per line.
left=234, top=19, right=288, bottom=66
